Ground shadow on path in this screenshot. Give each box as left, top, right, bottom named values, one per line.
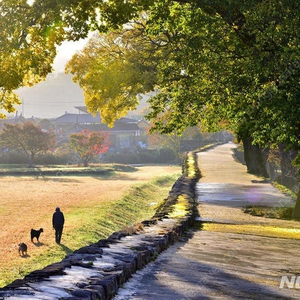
left=115, top=233, right=294, bottom=299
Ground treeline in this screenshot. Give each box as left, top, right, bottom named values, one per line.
left=235, top=145, right=299, bottom=195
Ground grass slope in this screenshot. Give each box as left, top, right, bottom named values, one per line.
left=0, top=165, right=180, bottom=287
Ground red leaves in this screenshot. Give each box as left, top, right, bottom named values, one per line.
left=69, top=130, right=110, bottom=166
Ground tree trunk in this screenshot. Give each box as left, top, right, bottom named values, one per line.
left=242, top=137, right=268, bottom=177
left=278, top=144, right=298, bottom=189
left=27, top=153, right=35, bottom=168
left=292, top=190, right=300, bottom=219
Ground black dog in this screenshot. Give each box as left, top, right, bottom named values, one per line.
left=31, top=228, right=43, bottom=243
left=18, top=243, right=27, bottom=256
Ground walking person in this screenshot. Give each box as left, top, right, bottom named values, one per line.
left=52, top=207, right=65, bottom=244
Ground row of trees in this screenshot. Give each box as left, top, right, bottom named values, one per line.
left=65, top=1, right=300, bottom=217
left=1, top=1, right=300, bottom=215
left=1, top=1, right=299, bottom=147
left=0, top=121, right=221, bottom=167
left=0, top=123, right=110, bottom=167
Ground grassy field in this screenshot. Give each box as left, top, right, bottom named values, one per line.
left=0, top=164, right=181, bottom=287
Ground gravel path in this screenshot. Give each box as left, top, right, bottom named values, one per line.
left=115, top=143, right=300, bottom=300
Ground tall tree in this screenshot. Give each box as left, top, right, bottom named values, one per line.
left=0, top=0, right=67, bottom=116
left=65, top=19, right=164, bottom=127
left=65, top=1, right=300, bottom=199
left=0, top=0, right=154, bottom=117
left=3, top=0, right=300, bottom=213
left=69, top=130, right=110, bottom=167
left=0, top=122, right=55, bottom=167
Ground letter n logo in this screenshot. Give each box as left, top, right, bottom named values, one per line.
left=280, top=276, right=296, bottom=289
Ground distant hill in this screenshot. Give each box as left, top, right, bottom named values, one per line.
left=16, top=73, right=85, bottom=119
left=16, top=72, right=151, bottom=121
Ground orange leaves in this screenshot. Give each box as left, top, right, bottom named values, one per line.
left=69, top=130, right=110, bottom=166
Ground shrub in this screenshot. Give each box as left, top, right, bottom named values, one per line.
left=103, top=148, right=179, bottom=164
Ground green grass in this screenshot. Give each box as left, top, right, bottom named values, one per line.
left=243, top=205, right=295, bottom=219
left=0, top=164, right=139, bottom=178
left=272, top=181, right=297, bottom=199
left=67, top=175, right=178, bottom=243
left=203, top=223, right=300, bottom=239
left=1, top=174, right=178, bottom=287
left=243, top=182, right=297, bottom=220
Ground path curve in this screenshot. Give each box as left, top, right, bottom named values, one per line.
left=115, top=143, right=300, bottom=300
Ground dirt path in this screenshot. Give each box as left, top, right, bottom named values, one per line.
left=115, top=143, right=300, bottom=299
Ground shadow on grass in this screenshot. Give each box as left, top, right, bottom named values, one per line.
left=111, top=164, right=138, bottom=172
left=38, top=177, right=82, bottom=183
left=32, top=242, right=48, bottom=247
left=93, top=173, right=136, bottom=181
left=59, top=243, right=73, bottom=255
left=0, top=164, right=138, bottom=177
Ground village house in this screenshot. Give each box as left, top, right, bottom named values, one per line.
left=53, top=106, right=143, bottom=152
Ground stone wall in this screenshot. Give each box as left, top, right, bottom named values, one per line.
left=0, top=151, right=201, bottom=300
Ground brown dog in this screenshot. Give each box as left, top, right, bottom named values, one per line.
left=18, top=243, right=28, bottom=256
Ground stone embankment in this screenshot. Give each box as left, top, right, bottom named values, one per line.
left=114, top=143, right=300, bottom=300
left=0, top=152, right=201, bottom=299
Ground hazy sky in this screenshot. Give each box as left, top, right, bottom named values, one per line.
left=15, top=39, right=88, bottom=119
left=53, top=39, right=88, bottom=73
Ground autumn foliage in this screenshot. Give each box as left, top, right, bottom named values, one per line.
left=69, top=130, right=110, bottom=166
left=0, top=122, right=56, bottom=167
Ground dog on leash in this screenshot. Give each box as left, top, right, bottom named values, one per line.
left=31, top=228, right=44, bottom=243
left=18, top=243, right=28, bottom=256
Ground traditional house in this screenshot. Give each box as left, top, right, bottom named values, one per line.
left=53, top=107, right=141, bottom=151
left=0, top=113, right=37, bottom=130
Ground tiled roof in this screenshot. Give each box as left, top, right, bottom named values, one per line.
left=80, top=123, right=140, bottom=132
left=54, top=111, right=137, bottom=125
left=54, top=113, right=101, bottom=124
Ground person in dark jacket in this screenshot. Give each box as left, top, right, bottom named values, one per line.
left=52, top=207, right=65, bottom=244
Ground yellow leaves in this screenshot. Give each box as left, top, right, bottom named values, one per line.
left=84, top=85, right=139, bottom=127
left=168, top=195, right=189, bottom=219
left=22, top=70, right=41, bottom=87
left=66, top=26, right=156, bottom=127
left=0, top=1, right=66, bottom=116
left=0, top=89, right=21, bottom=117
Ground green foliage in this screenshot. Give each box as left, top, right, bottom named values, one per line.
left=2, top=0, right=300, bottom=153
left=0, top=0, right=66, bottom=115
left=65, top=23, right=160, bottom=126
left=243, top=205, right=295, bottom=220
left=63, top=0, right=300, bottom=152
left=0, top=122, right=56, bottom=167
left=104, top=147, right=178, bottom=164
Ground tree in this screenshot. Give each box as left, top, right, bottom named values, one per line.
left=0, top=0, right=153, bottom=117
left=69, top=130, right=110, bottom=167
left=148, top=130, right=181, bottom=161
left=65, top=20, right=163, bottom=127
left=0, top=122, right=56, bottom=167
left=0, top=0, right=66, bottom=117
left=3, top=1, right=300, bottom=214
left=70, top=2, right=298, bottom=143
left=64, top=0, right=300, bottom=214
